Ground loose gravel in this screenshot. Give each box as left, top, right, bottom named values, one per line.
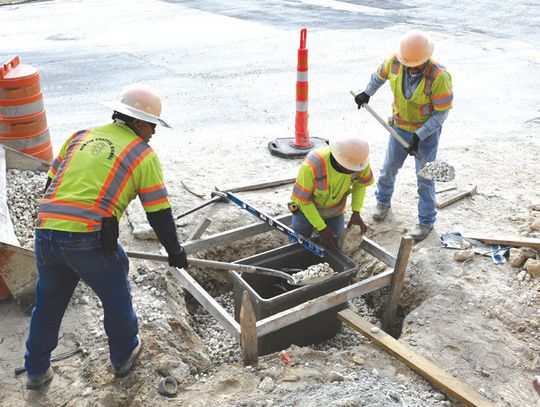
left=6, top=169, right=46, bottom=249
left=418, top=160, right=455, bottom=182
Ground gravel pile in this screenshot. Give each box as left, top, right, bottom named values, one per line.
left=418, top=160, right=455, bottom=182
left=6, top=169, right=46, bottom=248
left=187, top=291, right=242, bottom=365
left=257, top=369, right=451, bottom=407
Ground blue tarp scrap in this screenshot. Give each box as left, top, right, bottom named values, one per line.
left=440, top=232, right=509, bottom=264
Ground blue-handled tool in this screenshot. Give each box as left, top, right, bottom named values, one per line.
left=225, top=192, right=325, bottom=257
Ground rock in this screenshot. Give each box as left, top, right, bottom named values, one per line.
left=352, top=355, right=364, bottom=366
left=530, top=219, right=540, bottom=232
left=509, top=248, right=538, bottom=268
left=453, top=249, right=475, bottom=261
left=328, top=371, right=345, bottom=382
left=525, top=259, right=540, bottom=278
left=259, top=376, right=275, bottom=392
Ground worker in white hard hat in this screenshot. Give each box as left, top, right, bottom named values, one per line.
left=354, top=29, right=453, bottom=241
left=23, top=84, right=187, bottom=390
left=290, top=136, right=374, bottom=248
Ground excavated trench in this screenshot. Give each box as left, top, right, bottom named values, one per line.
left=4, top=168, right=427, bottom=366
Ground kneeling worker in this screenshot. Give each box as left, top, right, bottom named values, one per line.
left=290, top=136, right=374, bottom=248
left=23, top=84, right=188, bottom=390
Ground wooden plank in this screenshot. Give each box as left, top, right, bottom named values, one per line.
left=186, top=217, right=212, bottom=241
left=462, top=235, right=540, bottom=250
left=435, top=186, right=457, bottom=195
left=256, top=270, right=393, bottom=337
left=382, top=237, right=413, bottom=336
left=182, top=214, right=292, bottom=255
left=240, top=291, right=258, bottom=366
left=338, top=309, right=497, bottom=407
left=220, top=177, right=296, bottom=193
left=4, top=145, right=50, bottom=172
left=436, top=185, right=477, bottom=209
left=0, top=148, right=19, bottom=246
left=360, top=237, right=396, bottom=267
left=0, top=242, right=38, bottom=310
left=169, top=266, right=240, bottom=341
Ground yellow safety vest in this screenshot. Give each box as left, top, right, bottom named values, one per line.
left=291, top=147, right=374, bottom=231
left=376, top=54, right=453, bottom=132
left=36, top=122, right=171, bottom=232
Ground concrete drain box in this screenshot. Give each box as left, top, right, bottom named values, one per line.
left=231, top=243, right=357, bottom=356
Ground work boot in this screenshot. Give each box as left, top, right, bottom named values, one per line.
left=410, top=224, right=432, bottom=241
left=27, top=367, right=54, bottom=390
left=113, top=335, right=143, bottom=378
left=372, top=204, right=390, bottom=221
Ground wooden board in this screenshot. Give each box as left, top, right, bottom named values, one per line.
left=462, top=234, right=540, bottom=250
left=220, top=177, right=295, bottom=193
left=0, top=147, right=19, bottom=246
left=240, top=291, right=258, bottom=366
left=169, top=266, right=240, bottom=341
left=338, top=309, right=497, bottom=407
left=360, top=237, right=396, bottom=267
left=256, top=270, right=393, bottom=337
left=382, top=238, right=412, bottom=335
left=182, top=214, right=292, bottom=254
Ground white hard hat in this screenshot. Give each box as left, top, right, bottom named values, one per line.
left=396, top=30, right=434, bottom=68
left=329, top=136, right=370, bottom=171
left=102, top=83, right=171, bottom=128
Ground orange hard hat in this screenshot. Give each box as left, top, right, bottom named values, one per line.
left=103, top=83, right=171, bottom=128
left=329, top=136, right=369, bottom=171
left=396, top=30, right=434, bottom=67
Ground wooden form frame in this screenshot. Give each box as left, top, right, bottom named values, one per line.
left=168, top=213, right=411, bottom=365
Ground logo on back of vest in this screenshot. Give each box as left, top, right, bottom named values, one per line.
left=79, top=138, right=116, bottom=160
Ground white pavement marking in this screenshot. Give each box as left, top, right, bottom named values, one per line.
left=301, top=0, right=390, bottom=16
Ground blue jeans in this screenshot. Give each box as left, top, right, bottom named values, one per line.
left=24, top=229, right=138, bottom=377
left=375, top=126, right=440, bottom=227
left=292, top=211, right=345, bottom=242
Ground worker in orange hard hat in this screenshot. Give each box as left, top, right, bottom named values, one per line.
left=23, top=84, right=187, bottom=390
left=354, top=29, right=453, bottom=242
left=290, top=136, right=374, bottom=249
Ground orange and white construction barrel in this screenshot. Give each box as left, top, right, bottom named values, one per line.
left=0, top=56, right=53, bottom=162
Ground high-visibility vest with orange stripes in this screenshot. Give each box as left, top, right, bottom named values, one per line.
left=36, top=122, right=171, bottom=233
left=291, top=147, right=374, bottom=228
left=376, top=54, right=453, bottom=133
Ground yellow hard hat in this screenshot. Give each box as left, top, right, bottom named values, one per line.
left=329, top=136, right=369, bottom=171
left=103, top=83, right=171, bottom=128
left=396, top=30, right=434, bottom=68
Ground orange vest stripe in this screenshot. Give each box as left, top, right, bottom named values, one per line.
left=46, top=129, right=91, bottom=200
left=105, top=147, right=153, bottom=212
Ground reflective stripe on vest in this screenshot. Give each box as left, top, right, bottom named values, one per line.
left=44, top=129, right=91, bottom=200
left=352, top=168, right=374, bottom=185
left=317, top=196, right=348, bottom=218
left=138, top=183, right=169, bottom=208
left=95, top=138, right=152, bottom=213
left=292, top=181, right=313, bottom=203
left=305, top=150, right=328, bottom=191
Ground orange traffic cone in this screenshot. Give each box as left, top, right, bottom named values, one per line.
left=268, top=28, right=327, bottom=158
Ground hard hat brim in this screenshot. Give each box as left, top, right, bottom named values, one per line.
left=102, top=101, right=171, bottom=128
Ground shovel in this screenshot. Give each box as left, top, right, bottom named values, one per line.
left=125, top=251, right=331, bottom=286
left=350, top=91, right=455, bottom=182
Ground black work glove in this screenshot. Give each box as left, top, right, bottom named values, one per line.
left=354, top=92, right=370, bottom=109
left=319, top=226, right=338, bottom=249
left=168, top=247, right=188, bottom=269
left=406, top=133, right=420, bottom=156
